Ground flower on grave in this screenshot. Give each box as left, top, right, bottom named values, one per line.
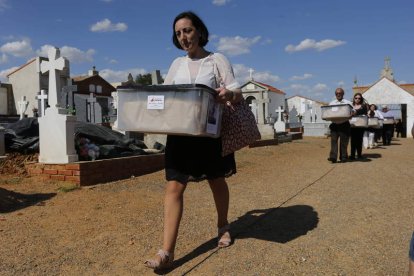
left=296, top=114, right=303, bottom=120
left=76, top=137, right=100, bottom=161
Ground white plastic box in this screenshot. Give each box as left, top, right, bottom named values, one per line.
left=321, top=104, right=353, bottom=120
left=116, top=84, right=222, bottom=137
left=350, top=115, right=368, bottom=127
left=368, top=117, right=380, bottom=128
left=383, top=117, right=395, bottom=125
left=378, top=119, right=384, bottom=128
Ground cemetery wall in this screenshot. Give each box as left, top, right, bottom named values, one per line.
left=8, top=59, right=41, bottom=117
left=25, top=153, right=165, bottom=186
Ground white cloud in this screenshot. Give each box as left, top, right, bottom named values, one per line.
left=290, top=73, right=313, bottom=81
left=0, top=0, right=10, bottom=11
left=212, top=0, right=231, bottom=6
left=217, top=36, right=261, bottom=56
left=90, top=19, right=128, bottom=32
left=337, top=80, right=345, bottom=87
left=0, top=39, right=33, bottom=57
left=0, top=53, right=7, bottom=64
left=285, top=38, right=346, bottom=53
left=311, top=83, right=328, bottom=93
left=109, top=59, right=117, bottom=64
left=0, top=66, right=18, bottom=82
left=37, top=44, right=95, bottom=63
left=99, top=68, right=147, bottom=83
left=284, top=83, right=329, bottom=98
left=233, top=63, right=280, bottom=84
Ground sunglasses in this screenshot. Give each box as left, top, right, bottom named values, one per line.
left=354, top=97, right=362, bottom=99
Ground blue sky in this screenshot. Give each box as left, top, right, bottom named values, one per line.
left=0, top=0, right=413, bottom=102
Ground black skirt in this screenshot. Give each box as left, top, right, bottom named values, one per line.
left=165, top=135, right=236, bottom=183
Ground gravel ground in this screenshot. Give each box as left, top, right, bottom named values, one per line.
left=0, top=137, right=413, bottom=275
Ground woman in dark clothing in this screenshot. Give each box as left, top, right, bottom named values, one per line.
left=350, top=93, right=368, bottom=160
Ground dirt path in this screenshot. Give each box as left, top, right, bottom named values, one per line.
left=1, top=137, right=413, bottom=275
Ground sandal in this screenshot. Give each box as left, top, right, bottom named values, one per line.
left=218, top=224, right=232, bottom=248
left=144, top=249, right=174, bottom=270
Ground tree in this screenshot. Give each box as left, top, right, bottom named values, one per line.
left=135, top=73, right=164, bottom=85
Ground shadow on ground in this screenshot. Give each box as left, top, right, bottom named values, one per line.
left=364, top=153, right=382, bottom=159
left=161, top=205, right=318, bottom=274
left=0, top=187, right=56, bottom=213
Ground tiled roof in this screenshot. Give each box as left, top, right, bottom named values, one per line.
left=254, top=81, right=286, bottom=95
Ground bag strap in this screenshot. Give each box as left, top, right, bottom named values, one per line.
left=212, top=54, right=223, bottom=88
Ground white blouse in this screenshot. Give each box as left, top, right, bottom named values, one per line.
left=163, top=52, right=240, bottom=90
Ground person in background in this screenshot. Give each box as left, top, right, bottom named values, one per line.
left=380, top=105, right=394, bottom=145
left=395, top=119, right=403, bottom=138
left=364, top=104, right=383, bottom=149
left=144, top=11, right=242, bottom=270
left=327, top=88, right=353, bottom=163
left=349, top=93, right=368, bottom=160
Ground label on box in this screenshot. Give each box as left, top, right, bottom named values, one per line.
left=147, top=95, right=164, bottom=109
left=331, top=107, right=338, bottom=112
left=206, top=100, right=220, bottom=134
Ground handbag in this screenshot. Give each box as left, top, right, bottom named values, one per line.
left=221, top=99, right=261, bottom=156
left=212, top=54, right=261, bottom=156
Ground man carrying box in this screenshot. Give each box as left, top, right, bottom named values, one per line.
left=327, top=88, right=353, bottom=163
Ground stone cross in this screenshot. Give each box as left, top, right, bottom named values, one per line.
left=248, top=68, right=254, bottom=80
left=36, top=90, right=48, bottom=116
left=62, top=81, right=77, bottom=111
left=275, top=106, right=284, bottom=122
left=249, top=100, right=258, bottom=123
left=17, top=96, right=29, bottom=119
left=87, top=93, right=97, bottom=123
left=40, top=47, right=68, bottom=109
left=274, top=106, right=286, bottom=132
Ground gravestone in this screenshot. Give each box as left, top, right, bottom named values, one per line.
left=37, top=90, right=48, bottom=117
left=0, top=126, right=5, bottom=157
left=274, top=106, right=286, bottom=132
left=38, top=47, right=78, bottom=164
left=61, top=80, right=77, bottom=114
left=303, top=102, right=330, bottom=137
left=87, top=93, right=102, bottom=124
left=17, top=96, right=29, bottom=119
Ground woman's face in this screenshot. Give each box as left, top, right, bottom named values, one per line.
left=370, top=105, right=376, bottom=111
left=175, top=18, right=200, bottom=54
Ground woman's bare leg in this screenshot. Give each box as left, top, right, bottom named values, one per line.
left=208, top=177, right=229, bottom=228
left=162, top=180, right=187, bottom=253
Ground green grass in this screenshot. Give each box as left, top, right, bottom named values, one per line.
left=57, top=184, right=80, bottom=193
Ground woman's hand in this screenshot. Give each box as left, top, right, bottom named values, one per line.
left=215, top=87, right=240, bottom=104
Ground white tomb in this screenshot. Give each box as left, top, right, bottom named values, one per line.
left=274, top=106, right=286, bottom=132
left=38, top=47, right=78, bottom=164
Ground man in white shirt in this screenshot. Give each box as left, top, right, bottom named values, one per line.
left=328, top=88, right=353, bottom=163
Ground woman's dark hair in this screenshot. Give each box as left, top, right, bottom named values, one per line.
left=172, top=11, right=209, bottom=50
left=368, top=104, right=377, bottom=117
left=352, top=92, right=365, bottom=105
